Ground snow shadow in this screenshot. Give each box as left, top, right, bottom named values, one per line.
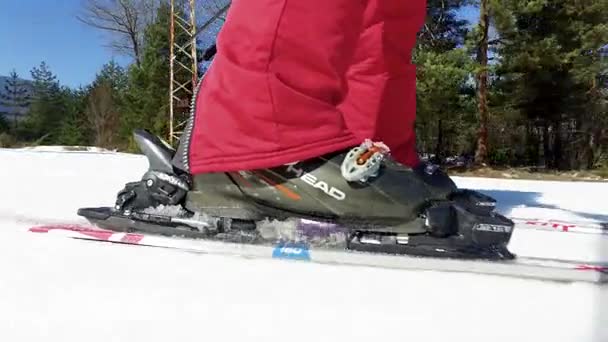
left=473, top=189, right=608, bottom=222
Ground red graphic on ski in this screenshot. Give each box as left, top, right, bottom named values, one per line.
left=29, top=224, right=145, bottom=244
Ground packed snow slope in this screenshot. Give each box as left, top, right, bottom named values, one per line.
left=0, top=147, right=606, bottom=342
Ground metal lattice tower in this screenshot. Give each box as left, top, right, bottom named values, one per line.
left=169, top=0, right=198, bottom=145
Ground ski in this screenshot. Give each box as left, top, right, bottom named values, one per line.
left=28, top=222, right=607, bottom=284
left=512, top=217, right=608, bottom=234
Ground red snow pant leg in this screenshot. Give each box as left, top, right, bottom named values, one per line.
left=187, top=0, right=368, bottom=174
left=339, top=0, right=427, bottom=168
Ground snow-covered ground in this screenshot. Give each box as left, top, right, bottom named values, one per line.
left=0, top=147, right=606, bottom=342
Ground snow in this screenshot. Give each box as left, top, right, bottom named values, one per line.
left=0, top=148, right=606, bottom=342
left=13, top=145, right=118, bottom=153
left=453, top=176, right=608, bottom=223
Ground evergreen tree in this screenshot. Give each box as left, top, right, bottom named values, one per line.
left=31, top=62, right=60, bottom=97
left=415, top=48, right=476, bottom=161
left=21, top=62, right=66, bottom=143
left=56, top=86, right=90, bottom=146
left=415, top=0, right=477, bottom=161
left=474, top=0, right=490, bottom=165
left=96, top=60, right=129, bottom=92
left=122, top=3, right=171, bottom=143
left=0, top=112, right=9, bottom=133
left=0, top=70, right=31, bottom=128
left=492, top=0, right=608, bottom=169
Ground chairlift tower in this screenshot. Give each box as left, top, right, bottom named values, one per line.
left=169, top=0, right=198, bottom=145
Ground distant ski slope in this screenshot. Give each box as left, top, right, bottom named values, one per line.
left=0, top=147, right=606, bottom=342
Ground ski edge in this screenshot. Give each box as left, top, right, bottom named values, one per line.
left=28, top=224, right=607, bottom=284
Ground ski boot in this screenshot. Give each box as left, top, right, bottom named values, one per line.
left=78, top=130, right=515, bottom=260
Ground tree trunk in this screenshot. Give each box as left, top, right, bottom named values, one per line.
left=586, top=132, right=595, bottom=169
left=131, top=33, right=142, bottom=67
left=553, top=119, right=563, bottom=170
left=542, top=124, right=551, bottom=169
left=435, top=119, right=443, bottom=164
left=474, top=0, right=490, bottom=166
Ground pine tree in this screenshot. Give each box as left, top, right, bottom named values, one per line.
left=96, top=60, right=128, bottom=92
left=474, top=0, right=490, bottom=165
left=56, top=86, right=91, bottom=146
left=0, top=113, right=9, bottom=133
left=31, top=62, right=60, bottom=97
left=415, top=0, right=477, bottom=161
left=415, top=49, right=476, bottom=161
left=492, top=0, right=608, bottom=169
left=23, top=62, right=66, bottom=143
left=0, top=70, right=31, bottom=128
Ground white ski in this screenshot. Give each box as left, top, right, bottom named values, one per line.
left=28, top=222, right=607, bottom=284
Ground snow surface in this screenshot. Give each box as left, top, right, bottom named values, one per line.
left=0, top=148, right=607, bottom=342
left=14, top=145, right=118, bottom=153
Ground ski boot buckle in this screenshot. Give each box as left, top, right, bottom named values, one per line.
left=114, top=171, right=190, bottom=212
left=341, top=139, right=390, bottom=183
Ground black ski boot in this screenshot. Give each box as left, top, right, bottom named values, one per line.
left=78, top=130, right=515, bottom=260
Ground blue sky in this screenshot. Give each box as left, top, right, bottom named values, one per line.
left=459, top=5, right=479, bottom=25
left=0, top=0, right=130, bottom=88
left=1, top=1, right=478, bottom=89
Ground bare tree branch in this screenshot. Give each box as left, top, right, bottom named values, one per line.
left=195, top=2, right=229, bottom=37
left=78, top=0, right=231, bottom=66
left=77, top=0, right=162, bottom=66
left=86, top=82, right=119, bottom=148
left=194, top=0, right=230, bottom=41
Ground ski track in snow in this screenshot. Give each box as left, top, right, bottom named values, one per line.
left=0, top=148, right=607, bottom=342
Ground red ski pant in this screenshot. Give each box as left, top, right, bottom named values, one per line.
left=187, top=0, right=426, bottom=174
